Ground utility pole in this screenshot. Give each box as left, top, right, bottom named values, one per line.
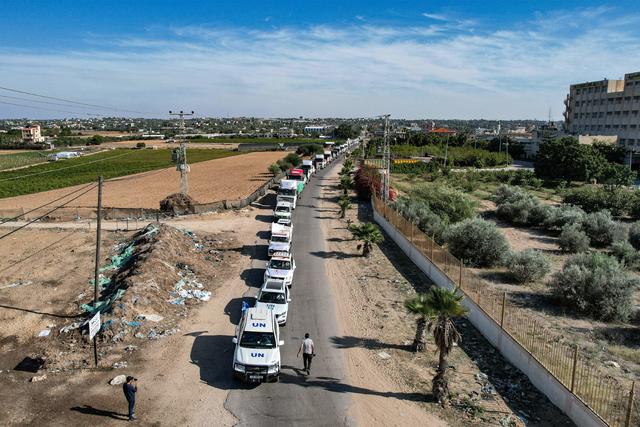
left=380, top=114, right=391, bottom=202
left=92, top=176, right=103, bottom=367
left=169, top=110, right=194, bottom=195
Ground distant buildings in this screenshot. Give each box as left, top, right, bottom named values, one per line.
left=564, top=72, right=640, bottom=155
left=21, top=124, right=45, bottom=143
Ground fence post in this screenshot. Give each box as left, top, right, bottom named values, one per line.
left=410, top=222, right=414, bottom=243
left=430, top=235, right=435, bottom=260
left=500, top=292, right=507, bottom=328
left=458, top=260, right=463, bottom=288
left=626, top=381, right=635, bottom=427
left=570, top=346, right=579, bottom=393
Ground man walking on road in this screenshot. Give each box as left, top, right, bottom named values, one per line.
left=297, top=333, right=315, bottom=375
left=123, top=376, right=138, bottom=421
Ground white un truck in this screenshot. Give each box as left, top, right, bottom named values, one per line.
left=277, top=179, right=298, bottom=209
left=232, top=307, right=283, bottom=383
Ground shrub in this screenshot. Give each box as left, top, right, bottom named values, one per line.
left=496, top=196, right=538, bottom=225
left=506, top=249, right=551, bottom=284
left=529, top=204, right=553, bottom=226
left=445, top=218, right=509, bottom=267
left=581, top=211, right=625, bottom=247
left=558, top=224, right=590, bottom=253
left=629, top=222, right=640, bottom=250
left=610, top=240, right=640, bottom=269
left=395, top=198, right=448, bottom=244
left=493, top=184, right=527, bottom=205
left=135, top=142, right=146, bottom=149
left=268, top=163, right=281, bottom=176
left=551, top=252, right=639, bottom=321
left=543, top=204, right=586, bottom=230
left=563, top=186, right=632, bottom=216
left=296, top=144, right=323, bottom=156
left=410, top=183, right=477, bottom=223
left=283, top=152, right=302, bottom=167
left=354, top=165, right=381, bottom=200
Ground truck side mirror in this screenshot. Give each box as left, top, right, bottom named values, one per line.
left=279, top=340, right=285, bottom=346
left=232, top=337, right=238, bottom=344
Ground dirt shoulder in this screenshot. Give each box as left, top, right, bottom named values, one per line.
left=319, top=165, right=574, bottom=426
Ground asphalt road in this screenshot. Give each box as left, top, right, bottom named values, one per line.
left=223, top=159, right=352, bottom=426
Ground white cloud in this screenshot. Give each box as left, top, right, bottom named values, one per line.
left=422, top=13, right=449, bottom=21
left=1, top=8, right=640, bottom=119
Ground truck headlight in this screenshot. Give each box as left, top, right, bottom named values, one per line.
left=234, top=363, right=245, bottom=373
left=267, top=363, right=279, bottom=374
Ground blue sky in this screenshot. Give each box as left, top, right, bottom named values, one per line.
left=1, top=1, right=640, bottom=119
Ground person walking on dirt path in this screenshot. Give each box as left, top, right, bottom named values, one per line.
left=123, top=376, right=138, bottom=421
left=297, top=333, right=315, bottom=374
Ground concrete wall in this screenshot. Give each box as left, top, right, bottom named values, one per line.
left=373, top=208, right=607, bottom=427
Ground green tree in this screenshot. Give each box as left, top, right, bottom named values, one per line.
left=339, top=174, right=354, bottom=195
left=268, top=163, right=281, bottom=176
left=535, top=137, right=607, bottom=184
left=349, top=222, right=383, bottom=256
left=338, top=196, right=351, bottom=218
left=425, top=287, right=467, bottom=402
left=405, top=294, right=432, bottom=352
left=334, top=123, right=358, bottom=139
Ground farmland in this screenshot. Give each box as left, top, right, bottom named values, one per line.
left=188, top=137, right=331, bottom=144
left=0, top=150, right=56, bottom=171
left=0, top=148, right=239, bottom=199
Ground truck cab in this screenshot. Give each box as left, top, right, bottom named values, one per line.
left=268, top=224, right=292, bottom=256
left=277, top=179, right=298, bottom=209
left=314, top=154, right=326, bottom=169
left=264, top=252, right=296, bottom=287
left=255, top=279, right=290, bottom=326
left=287, top=168, right=306, bottom=194
left=232, top=308, right=283, bottom=382
left=323, top=150, right=332, bottom=163
left=273, top=201, right=293, bottom=222
left=300, top=160, right=315, bottom=179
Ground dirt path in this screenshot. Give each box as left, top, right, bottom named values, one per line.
left=0, top=151, right=284, bottom=210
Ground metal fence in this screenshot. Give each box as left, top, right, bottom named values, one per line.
left=372, top=196, right=638, bottom=427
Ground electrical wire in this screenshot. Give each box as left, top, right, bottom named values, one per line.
left=0, top=100, right=97, bottom=116
left=0, top=151, right=134, bottom=183
left=0, top=94, right=102, bottom=110
left=0, top=85, right=157, bottom=115
left=0, top=184, right=97, bottom=241
left=0, top=182, right=96, bottom=224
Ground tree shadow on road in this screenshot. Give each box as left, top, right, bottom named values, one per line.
left=329, top=336, right=410, bottom=351
left=309, top=250, right=360, bottom=260
left=69, top=405, right=128, bottom=420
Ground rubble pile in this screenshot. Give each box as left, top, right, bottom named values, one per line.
left=159, top=193, right=197, bottom=215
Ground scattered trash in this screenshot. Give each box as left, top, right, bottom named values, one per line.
left=377, top=351, right=391, bottom=360
left=604, top=360, right=621, bottom=369
left=30, top=374, right=47, bottom=382
left=124, top=321, right=142, bottom=327
left=38, top=329, right=51, bottom=337
left=60, top=322, right=82, bottom=334
left=111, top=331, right=126, bottom=343
left=80, top=289, right=126, bottom=314
left=148, top=330, right=159, bottom=340
left=124, top=345, right=138, bottom=352
left=0, top=280, right=33, bottom=290
left=100, top=244, right=134, bottom=272
left=138, top=314, right=163, bottom=323
left=134, top=333, right=146, bottom=339
left=112, top=361, right=128, bottom=369
left=109, top=374, right=127, bottom=385
left=475, top=372, right=489, bottom=382
left=169, top=298, right=185, bottom=305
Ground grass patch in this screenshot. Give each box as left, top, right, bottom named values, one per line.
left=608, top=345, right=640, bottom=364
left=0, top=148, right=239, bottom=198
left=0, top=151, right=54, bottom=171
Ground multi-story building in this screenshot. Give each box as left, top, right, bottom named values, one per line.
left=21, top=124, right=45, bottom=143
left=564, top=72, right=640, bottom=152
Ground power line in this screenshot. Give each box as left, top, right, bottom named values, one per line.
left=0, top=184, right=97, bottom=241
left=0, top=151, right=133, bottom=183
left=0, top=94, right=102, bottom=111
left=0, top=100, right=97, bottom=116
left=0, top=85, right=154, bottom=115
left=0, top=182, right=96, bottom=224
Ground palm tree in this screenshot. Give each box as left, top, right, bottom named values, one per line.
left=343, top=158, right=354, bottom=171
left=404, top=294, right=431, bottom=352
left=425, top=287, right=467, bottom=402
left=349, top=222, right=383, bottom=256
left=268, top=163, right=281, bottom=176
left=339, top=175, right=354, bottom=195
left=338, top=196, right=351, bottom=218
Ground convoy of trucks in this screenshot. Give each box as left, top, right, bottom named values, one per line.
left=232, top=137, right=359, bottom=383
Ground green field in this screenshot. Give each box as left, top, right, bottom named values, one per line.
left=0, top=151, right=54, bottom=171
left=0, top=148, right=239, bottom=199
left=188, top=137, right=333, bottom=144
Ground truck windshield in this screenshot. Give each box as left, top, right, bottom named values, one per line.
left=278, top=189, right=296, bottom=196
left=275, top=206, right=290, bottom=213
left=269, top=260, right=291, bottom=270
left=258, top=291, right=286, bottom=304
left=288, top=175, right=303, bottom=181
left=240, top=331, right=276, bottom=349
left=271, top=235, right=289, bottom=243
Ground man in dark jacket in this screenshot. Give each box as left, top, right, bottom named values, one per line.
left=122, top=376, right=137, bottom=421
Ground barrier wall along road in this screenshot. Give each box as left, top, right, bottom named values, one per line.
left=371, top=196, right=638, bottom=427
